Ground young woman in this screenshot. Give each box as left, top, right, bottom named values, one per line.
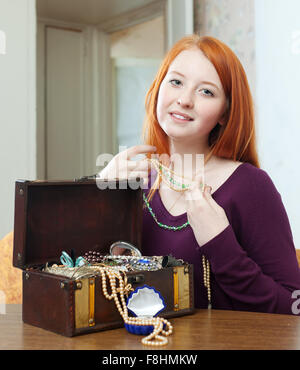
left=100, top=35, right=300, bottom=315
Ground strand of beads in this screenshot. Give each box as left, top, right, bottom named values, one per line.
left=202, top=255, right=212, bottom=309
left=148, top=158, right=191, bottom=192
left=143, top=192, right=189, bottom=230
left=83, top=251, right=104, bottom=263
left=140, top=317, right=172, bottom=346
left=97, top=266, right=173, bottom=346
left=148, top=158, right=195, bottom=181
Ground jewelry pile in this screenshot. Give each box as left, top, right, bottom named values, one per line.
left=42, top=243, right=181, bottom=346
left=82, top=252, right=163, bottom=272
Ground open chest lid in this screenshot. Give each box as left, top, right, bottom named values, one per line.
left=13, top=178, right=143, bottom=269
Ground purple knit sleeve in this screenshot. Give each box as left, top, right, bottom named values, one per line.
left=200, top=167, right=300, bottom=315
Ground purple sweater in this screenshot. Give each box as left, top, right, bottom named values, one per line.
left=142, top=162, right=300, bottom=315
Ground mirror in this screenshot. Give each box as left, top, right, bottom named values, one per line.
left=109, top=241, right=142, bottom=257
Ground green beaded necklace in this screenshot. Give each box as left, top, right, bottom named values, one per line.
left=143, top=159, right=212, bottom=308
left=159, top=164, right=191, bottom=190
left=143, top=192, right=189, bottom=231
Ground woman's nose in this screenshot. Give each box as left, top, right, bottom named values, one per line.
left=176, top=91, right=194, bottom=109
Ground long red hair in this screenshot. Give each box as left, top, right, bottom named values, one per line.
left=142, top=35, right=259, bottom=201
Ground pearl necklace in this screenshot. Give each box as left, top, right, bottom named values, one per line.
left=98, top=266, right=173, bottom=346
left=202, top=255, right=211, bottom=309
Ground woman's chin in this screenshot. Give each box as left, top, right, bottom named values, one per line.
left=161, top=123, right=191, bottom=137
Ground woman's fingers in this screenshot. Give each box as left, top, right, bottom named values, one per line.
left=123, top=144, right=157, bottom=160
left=184, top=173, right=205, bottom=201
left=203, top=185, right=213, bottom=195
left=128, top=170, right=149, bottom=179
left=127, top=170, right=149, bottom=187
left=127, top=159, right=150, bottom=171
left=98, top=144, right=155, bottom=184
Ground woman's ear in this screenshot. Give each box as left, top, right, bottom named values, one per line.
left=218, top=100, right=230, bottom=126
left=218, top=113, right=226, bottom=126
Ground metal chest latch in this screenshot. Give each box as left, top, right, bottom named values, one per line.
left=127, top=274, right=145, bottom=285
left=173, top=266, right=190, bottom=311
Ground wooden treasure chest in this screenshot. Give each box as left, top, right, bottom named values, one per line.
left=13, top=178, right=194, bottom=337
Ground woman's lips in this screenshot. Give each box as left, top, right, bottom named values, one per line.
left=169, top=112, right=194, bottom=122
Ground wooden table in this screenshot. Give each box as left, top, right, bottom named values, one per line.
left=1, top=305, right=300, bottom=350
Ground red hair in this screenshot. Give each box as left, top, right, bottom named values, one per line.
left=142, top=35, right=259, bottom=201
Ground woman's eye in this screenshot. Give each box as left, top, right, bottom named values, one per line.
left=201, top=89, right=214, bottom=96
left=170, top=79, right=182, bottom=86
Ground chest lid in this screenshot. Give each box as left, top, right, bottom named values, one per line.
left=13, top=178, right=143, bottom=269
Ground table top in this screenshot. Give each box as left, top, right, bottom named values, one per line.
left=1, top=304, right=300, bottom=350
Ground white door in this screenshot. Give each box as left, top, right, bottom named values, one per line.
left=45, top=26, right=84, bottom=180
left=113, top=58, right=161, bottom=152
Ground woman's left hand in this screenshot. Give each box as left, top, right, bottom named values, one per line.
left=184, top=173, right=230, bottom=247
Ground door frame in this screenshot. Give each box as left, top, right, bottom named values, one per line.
left=37, top=19, right=88, bottom=179
left=36, top=0, right=193, bottom=179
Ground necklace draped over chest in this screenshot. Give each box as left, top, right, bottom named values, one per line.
left=144, top=158, right=212, bottom=309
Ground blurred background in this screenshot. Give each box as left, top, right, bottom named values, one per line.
left=0, top=0, right=300, bottom=250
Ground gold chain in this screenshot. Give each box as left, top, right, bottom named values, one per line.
left=148, top=158, right=195, bottom=181
left=148, top=158, right=204, bottom=192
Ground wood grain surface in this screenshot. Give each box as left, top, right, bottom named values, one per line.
left=1, top=305, right=300, bottom=350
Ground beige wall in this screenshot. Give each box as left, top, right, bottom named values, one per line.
left=194, top=0, right=255, bottom=92
left=110, top=16, right=165, bottom=58
left=0, top=0, right=36, bottom=239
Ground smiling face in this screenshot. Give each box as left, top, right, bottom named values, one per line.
left=156, top=47, right=227, bottom=149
